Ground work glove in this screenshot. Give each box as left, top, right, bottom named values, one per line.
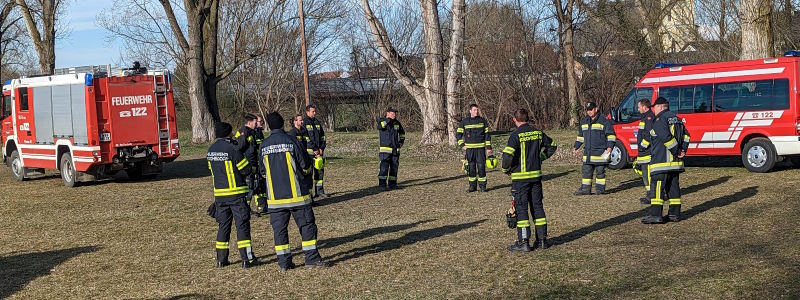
left=207, top=202, right=217, bottom=219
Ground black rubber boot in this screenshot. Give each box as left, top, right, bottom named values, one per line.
left=536, top=238, right=549, bottom=250
left=239, top=248, right=259, bottom=269
left=508, top=239, right=531, bottom=252
left=574, top=187, right=592, bottom=196
left=641, top=215, right=665, bottom=224
left=216, top=249, right=230, bottom=268
left=639, top=197, right=650, bottom=205
left=305, top=260, right=332, bottom=269
left=279, top=261, right=297, bottom=273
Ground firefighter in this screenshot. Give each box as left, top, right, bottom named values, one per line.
left=235, top=114, right=263, bottom=214
left=457, top=104, right=493, bottom=192
left=303, top=105, right=328, bottom=198
left=377, top=107, right=405, bottom=190
left=573, top=101, right=617, bottom=195
left=643, top=97, right=690, bottom=224
left=253, top=114, right=267, bottom=212
left=503, top=108, right=557, bottom=252
left=288, top=114, right=314, bottom=199
left=260, top=112, right=330, bottom=271
left=207, top=122, right=259, bottom=268
left=636, top=99, right=656, bottom=205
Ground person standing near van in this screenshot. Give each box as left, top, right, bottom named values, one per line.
left=573, top=102, right=617, bottom=195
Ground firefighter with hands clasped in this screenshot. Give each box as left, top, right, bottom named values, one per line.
left=457, top=104, right=493, bottom=192
left=573, top=101, right=617, bottom=195
left=502, top=109, right=558, bottom=252
left=642, top=97, right=690, bottom=224
left=303, top=105, right=328, bottom=198
left=377, top=107, right=405, bottom=190
left=260, top=112, right=331, bottom=272
left=206, top=122, right=260, bottom=268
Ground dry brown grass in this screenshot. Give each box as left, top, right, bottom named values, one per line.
left=1, top=130, right=799, bottom=299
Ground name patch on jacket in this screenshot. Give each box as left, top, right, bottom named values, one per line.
left=207, top=152, right=230, bottom=161
left=261, top=143, right=294, bottom=155
left=668, top=117, right=680, bottom=124
left=519, top=131, right=542, bottom=142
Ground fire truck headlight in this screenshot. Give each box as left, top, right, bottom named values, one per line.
left=92, top=151, right=99, bottom=156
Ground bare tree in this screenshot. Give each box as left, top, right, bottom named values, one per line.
left=740, top=0, right=774, bottom=59
left=16, top=0, right=64, bottom=75
left=553, top=0, right=580, bottom=126
left=360, top=0, right=448, bottom=145
left=445, top=0, right=465, bottom=145
left=101, top=0, right=290, bottom=143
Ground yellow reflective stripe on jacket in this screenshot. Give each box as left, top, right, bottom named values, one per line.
left=591, top=123, right=604, bottom=130
left=214, top=186, right=249, bottom=197
left=458, top=139, right=464, bottom=146
left=379, top=146, right=394, bottom=153
left=683, top=135, right=690, bottom=143
left=225, top=161, right=235, bottom=188
left=456, top=127, right=464, bottom=133
left=638, top=121, right=645, bottom=129
left=581, top=124, right=589, bottom=130
left=607, top=135, right=617, bottom=141
left=511, top=170, right=542, bottom=180
left=636, top=155, right=652, bottom=163
left=583, top=156, right=607, bottom=163
left=285, top=152, right=298, bottom=198
left=266, top=194, right=312, bottom=206
left=641, top=139, right=651, bottom=148
left=465, top=143, right=485, bottom=149
left=576, top=136, right=584, bottom=143
left=381, top=121, right=387, bottom=128
left=503, top=146, right=515, bottom=155
left=236, top=158, right=249, bottom=170
left=464, top=123, right=484, bottom=129
left=485, top=141, right=492, bottom=146
left=520, top=141, right=527, bottom=172
left=665, top=138, right=678, bottom=149
left=648, top=161, right=684, bottom=173
left=305, top=125, right=313, bottom=130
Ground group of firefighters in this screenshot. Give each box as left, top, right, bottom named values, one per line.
left=206, top=96, right=690, bottom=269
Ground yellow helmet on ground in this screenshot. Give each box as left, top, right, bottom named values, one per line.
left=314, top=156, right=326, bottom=170
left=486, top=155, right=498, bottom=169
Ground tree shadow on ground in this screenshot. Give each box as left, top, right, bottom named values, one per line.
left=316, top=175, right=462, bottom=208
left=488, top=170, right=574, bottom=192
left=606, top=178, right=644, bottom=194
left=327, top=219, right=487, bottom=264
left=0, top=246, right=99, bottom=299
left=549, top=183, right=757, bottom=247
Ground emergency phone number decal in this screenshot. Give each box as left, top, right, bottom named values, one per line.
left=119, top=107, right=148, bottom=118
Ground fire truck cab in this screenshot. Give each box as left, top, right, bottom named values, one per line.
left=609, top=51, right=800, bottom=172
left=1, top=64, right=180, bottom=186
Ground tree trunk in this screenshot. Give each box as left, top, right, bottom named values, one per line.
left=445, top=0, right=466, bottom=146
left=360, top=0, right=446, bottom=144
left=17, top=0, right=56, bottom=75
left=740, top=0, right=774, bottom=60
left=554, top=0, right=579, bottom=127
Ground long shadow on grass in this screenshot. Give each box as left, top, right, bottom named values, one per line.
left=327, top=219, right=487, bottom=264
left=320, top=219, right=435, bottom=249
left=316, top=175, right=462, bottom=207
left=606, top=178, right=644, bottom=194
left=0, top=246, right=99, bottom=298
left=488, top=170, right=574, bottom=192
left=682, top=176, right=731, bottom=195
left=549, top=184, right=756, bottom=247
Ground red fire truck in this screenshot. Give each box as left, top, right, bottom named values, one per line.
left=608, top=51, right=800, bottom=173
left=1, top=64, right=180, bottom=186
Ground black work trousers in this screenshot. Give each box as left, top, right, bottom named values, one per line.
left=378, top=153, right=400, bottom=187
left=465, top=148, right=487, bottom=190
left=512, top=180, right=547, bottom=242
left=214, top=196, right=254, bottom=262
left=648, top=172, right=681, bottom=218
left=269, top=204, right=322, bottom=268
left=580, top=163, right=607, bottom=193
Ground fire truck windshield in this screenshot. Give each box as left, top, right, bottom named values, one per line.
left=1, top=95, right=10, bottom=118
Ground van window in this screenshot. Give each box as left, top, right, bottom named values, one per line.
left=659, top=87, right=680, bottom=112
left=2, top=95, right=11, bottom=118
left=693, top=84, right=712, bottom=113
left=713, top=79, right=789, bottom=112
left=618, top=87, right=654, bottom=123
left=678, top=86, right=694, bottom=113
left=19, top=88, right=29, bottom=111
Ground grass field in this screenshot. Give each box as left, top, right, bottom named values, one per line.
left=1, top=130, right=800, bottom=299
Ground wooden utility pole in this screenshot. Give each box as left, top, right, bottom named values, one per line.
left=298, top=0, right=310, bottom=107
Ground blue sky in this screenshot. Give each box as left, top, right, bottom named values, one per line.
left=55, top=0, right=120, bottom=68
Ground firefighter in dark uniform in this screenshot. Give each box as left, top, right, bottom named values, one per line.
left=207, top=122, right=259, bottom=268
left=573, top=101, right=617, bottom=195
left=260, top=112, right=330, bottom=271
left=302, top=105, right=327, bottom=198
left=253, top=114, right=267, bottom=212
left=643, top=97, right=690, bottom=224
left=503, top=108, right=557, bottom=252
left=234, top=114, right=263, bottom=214
left=377, top=107, right=405, bottom=190
left=457, top=104, right=492, bottom=192
left=636, top=99, right=656, bottom=204
left=288, top=114, right=314, bottom=198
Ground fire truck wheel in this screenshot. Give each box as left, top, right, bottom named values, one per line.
left=742, top=138, right=777, bottom=173
left=60, top=153, right=77, bottom=187
left=608, top=141, right=629, bottom=170
left=9, top=150, right=25, bottom=181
